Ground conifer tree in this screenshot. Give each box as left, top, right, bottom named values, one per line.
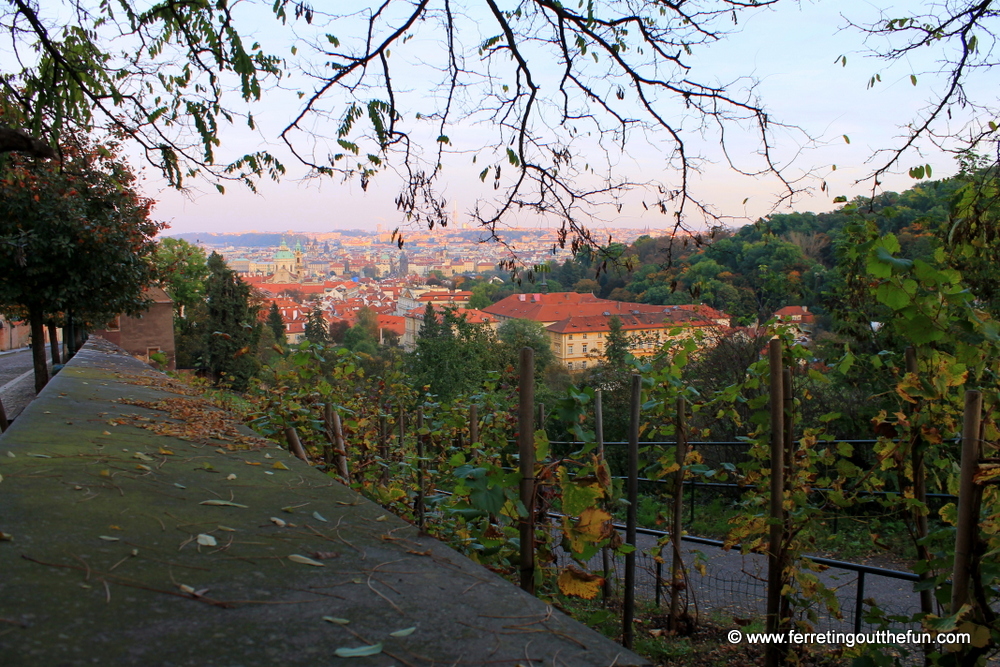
left=203, top=253, right=260, bottom=390
left=603, top=316, right=632, bottom=368
left=267, top=302, right=286, bottom=344
left=304, top=305, right=330, bottom=346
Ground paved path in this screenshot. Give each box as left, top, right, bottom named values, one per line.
left=0, top=339, right=648, bottom=667
left=556, top=524, right=924, bottom=634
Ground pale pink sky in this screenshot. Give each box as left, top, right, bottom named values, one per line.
left=144, top=1, right=973, bottom=237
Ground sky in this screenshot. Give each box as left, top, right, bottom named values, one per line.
left=132, top=1, right=976, bottom=238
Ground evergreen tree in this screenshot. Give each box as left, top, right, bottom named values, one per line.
left=304, top=305, right=330, bottom=346
left=603, top=315, right=632, bottom=368
left=203, top=253, right=261, bottom=390
left=267, top=302, right=286, bottom=344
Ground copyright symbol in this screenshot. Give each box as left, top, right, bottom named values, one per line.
left=728, top=629, right=742, bottom=644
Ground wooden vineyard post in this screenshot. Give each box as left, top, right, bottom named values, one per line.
left=330, top=409, right=350, bottom=479
left=623, top=373, right=641, bottom=649
left=284, top=426, right=308, bottom=463
left=669, top=395, right=688, bottom=630
left=781, top=367, right=794, bottom=627
left=782, top=368, right=793, bottom=486
left=399, top=405, right=405, bottom=450
left=416, top=407, right=426, bottom=530
left=951, top=390, right=983, bottom=614
left=469, top=404, right=478, bottom=446
left=596, top=389, right=612, bottom=603
left=518, top=347, right=536, bottom=594
left=379, top=412, right=389, bottom=486
left=765, top=339, right=786, bottom=667
left=905, top=347, right=933, bottom=622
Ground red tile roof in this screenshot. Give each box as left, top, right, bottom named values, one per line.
left=773, top=306, right=815, bottom=324
left=406, top=305, right=496, bottom=325
left=546, top=309, right=714, bottom=334
left=484, top=292, right=672, bottom=323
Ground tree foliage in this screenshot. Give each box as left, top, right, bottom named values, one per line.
left=0, top=132, right=162, bottom=388
left=304, top=305, right=330, bottom=347
left=154, top=238, right=209, bottom=314
left=202, top=252, right=261, bottom=390
left=266, top=302, right=286, bottom=344
left=409, top=305, right=501, bottom=400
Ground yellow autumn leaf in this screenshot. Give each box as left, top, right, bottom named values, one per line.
left=158, top=447, right=174, bottom=455
left=272, top=461, right=290, bottom=470
left=576, top=507, right=612, bottom=539
left=557, top=565, right=604, bottom=599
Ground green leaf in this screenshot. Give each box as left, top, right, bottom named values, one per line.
left=334, top=643, right=383, bottom=657
left=323, top=616, right=350, bottom=625
left=506, top=148, right=520, bottom=168
left=875, top=282, right=911, bottom=310
left=199, top=499, right=248, bottom=508
left=534, top=429, right=549, bottom=461
left=901, top=314, right=943, bottom=344
left=910, top=74, right=917, bottom=86
left=389, top=627, right=416, bottom=637
left=843, top=135, right=850, bottom=144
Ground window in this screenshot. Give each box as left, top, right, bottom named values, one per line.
left=569, top=334, right=574, bottom=340
left=568, top=345, right=574, bottom=355
left=583, top=333, right=588, bottom=339
left=598, top=332, right=603, bottom=338
left=567, top=362, right=573, bottom=370
left=582, top=344, right=588, bottom=354
left=582, top=361, right=587, bottom=369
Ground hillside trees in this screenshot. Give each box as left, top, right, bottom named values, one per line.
left=0, top=134, right=162, bottom=390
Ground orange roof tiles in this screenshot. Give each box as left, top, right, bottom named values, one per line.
left=484, top=292, right=675, bottom=323
left=546, top=309, right=714, bottom=334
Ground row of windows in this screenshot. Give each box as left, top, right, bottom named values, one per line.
left=567, top=361, right=588, bottom=370
left=567, top=333, right=603, bottom=340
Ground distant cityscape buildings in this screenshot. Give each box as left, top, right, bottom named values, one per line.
left=179, top=228, right=809, bottom=367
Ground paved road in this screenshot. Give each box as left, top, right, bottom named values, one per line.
left=0, top=347, right=48, bottom=423
left=555, top=524, right=924, bottom=635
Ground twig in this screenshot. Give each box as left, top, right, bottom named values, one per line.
left=366, top=573, right=403, bottom=614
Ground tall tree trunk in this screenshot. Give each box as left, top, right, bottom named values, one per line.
left=47, top=321, right=61, bottom=365
left=29, top=306, right=48, bottom=393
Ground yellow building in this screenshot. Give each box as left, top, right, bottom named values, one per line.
left=545, top=308, right=716, bottom=370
